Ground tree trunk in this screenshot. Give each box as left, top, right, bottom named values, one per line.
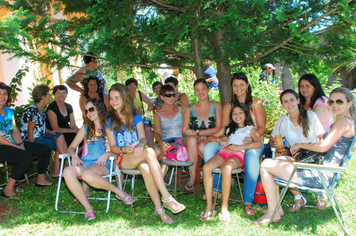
left=192, top=37, right=205, bottom=79
left=281, top=61, right=294, bottom=90
left=212, top=7, right=231, bottom=105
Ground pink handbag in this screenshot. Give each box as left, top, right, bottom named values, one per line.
left=165, top=139, right=188, bottom=162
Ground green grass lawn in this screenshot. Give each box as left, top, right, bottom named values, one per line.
left=1, top=156, right=356, bottom=236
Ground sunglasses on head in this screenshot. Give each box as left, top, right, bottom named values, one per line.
left=85, top=106, right=96, bottom=115
left=328, top=99, right=345, bottom=106
left=163, top=93, right=175, bottom=98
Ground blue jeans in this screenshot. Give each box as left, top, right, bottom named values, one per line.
left=203, top=142, right=264, bottom=204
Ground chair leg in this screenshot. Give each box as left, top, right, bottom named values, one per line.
left=194, top=157, right=202, bottom=194
left=236, top=173, right=244, bottom=203
left=214, top=173, right=222, bottom=207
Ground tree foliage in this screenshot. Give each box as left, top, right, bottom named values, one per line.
left=0, top=0, right=355, bottom=104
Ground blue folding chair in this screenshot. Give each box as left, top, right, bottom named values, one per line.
left=271, top=135, right=356, bottom=234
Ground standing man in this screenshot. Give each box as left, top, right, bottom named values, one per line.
left=66, top=52, right=107, bottom=94
left=203, top=59, right=219, bottom=91
left=260, top=63, right=276, bottom=85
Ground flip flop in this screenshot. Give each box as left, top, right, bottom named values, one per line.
left=35, top=183, right=54, bottom=187
left=1, top=191, right=19, bottom=200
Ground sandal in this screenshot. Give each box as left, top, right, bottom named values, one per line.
left=116, top=192, right=135, bottom=205
left=316, top=193, right=328, bottom=210
left=184, top=182, right=194, bottom=192
left=200, top=210, right=217, bottom=221
left=289, top=194, right=307, bottom=212
left=155, top=208, right=173, bottom=224
left=244, top=203, right=257, bottom=216
left=1, top=191, right=19, bottom=200
left=162, top=195, right=186, bottom=214
left=85, top=207, right=96, bottom=221
left=218, top=211, right=230, bottom=223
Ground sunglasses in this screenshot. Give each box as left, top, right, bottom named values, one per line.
left=163, top=93, right=175, bottom=98
left=328, top=99, right=345, bottom=106
left=85, top=106, right=96, bottom=115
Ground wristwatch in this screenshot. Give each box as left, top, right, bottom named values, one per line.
left=196, top=130, right=200, bottom=136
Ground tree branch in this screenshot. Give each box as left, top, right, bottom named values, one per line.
left=145, top=42, right=193, bottom=58
left=148, top=0, right=185, bottom=12
left=231, top=1, right=350, bottom=68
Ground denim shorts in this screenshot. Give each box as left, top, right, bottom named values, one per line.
left=34, top=133, right=63, bottom=150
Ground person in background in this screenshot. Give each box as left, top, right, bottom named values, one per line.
left=152, top=81, right=163, bottom=112
left=203, top=59, right=219, bottom=91
left=125, top=78, right=154, bottom=148
left=47, top=85, right=79, bottom=148
left=260, top=63, right=276, bottom=85
left=66, top=52, right=107, bottom=94
left=298, top=74, right=333, bottom=132
left=164, top=76, right=190, bottom=109
left=79, top=76, right=109, bottom=113
left=0, top=83, right=52, bottom=198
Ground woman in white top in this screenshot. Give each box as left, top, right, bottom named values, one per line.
left=268, top=89, right=324, bottom=213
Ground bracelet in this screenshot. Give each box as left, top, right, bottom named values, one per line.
left=216, top=137, right=221, bottom=142
left=120, top=147, right=127, bottom=154
left=196, top=129, right=200, bottom=136
left=17, top=142, right=24, bottom=146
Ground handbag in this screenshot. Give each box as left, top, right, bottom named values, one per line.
left=293, top=149, right=325, bottom=164
left=165, top=139, right=188, bottom=162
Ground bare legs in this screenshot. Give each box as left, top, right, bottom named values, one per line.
left=184, top=136, right=199, bottom=187
left=254, top=157, right=300, bottom=225
left=63, top=164, right=128, bottom=214
left=202, top=155, right=241, bottom=220
left=121, top=148, right=185, bottom=222
left=53, top=135, right=68, bottom=177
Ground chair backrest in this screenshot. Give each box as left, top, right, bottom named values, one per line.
left=329, top=135, right=356, bottom=188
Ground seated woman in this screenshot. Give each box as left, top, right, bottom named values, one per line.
left=182, top=78, right=222, bottom=192
left=254, top=87, right=356, bottom=225
left=106, top=84, right=185, bottom=224
left=63, top=98, right=133, bottom=221
left=79, top=76, right=109, bottom=113
left=20, top=85, right=68, bottom=178
left=47, top=85, right=79, bottom=148
left=153, top=85, right=185, bottom=174
left=298, top=74, right=334, bottom=132
left=268, top=89, right=324, bottom=212
left=203, top=72, right=265, bottom=215
left=164, top=76, right=190, bottom=109
left=201, top=103, right=261, bottom=223
left=0, top=82, right=52, bottom=198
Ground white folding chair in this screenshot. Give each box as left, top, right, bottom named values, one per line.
left=212, top=168, right=244, bottom=206
left=55, top=153, right=121, bottom=214
left=271, top=135, right=356, bottom=234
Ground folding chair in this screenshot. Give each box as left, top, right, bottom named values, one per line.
left=212, top=168, right=244, bottom=206
left=55, top=153, right=121, bottom=214
left=271, top=135, right=356, bottom=234
left=162, top=159, right=193, bottom=197
left=120, top=168, right=151, bottom=217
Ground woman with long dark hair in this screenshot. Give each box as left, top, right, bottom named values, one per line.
left=298, top=74, right=333, bottom=131
left=203, top=72, right=266, bottom=216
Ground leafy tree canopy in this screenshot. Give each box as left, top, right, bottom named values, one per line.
left=0, top=0, right=355, bottom=103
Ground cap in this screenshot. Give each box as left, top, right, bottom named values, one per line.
left=265, top=63, right=276, bottom=70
